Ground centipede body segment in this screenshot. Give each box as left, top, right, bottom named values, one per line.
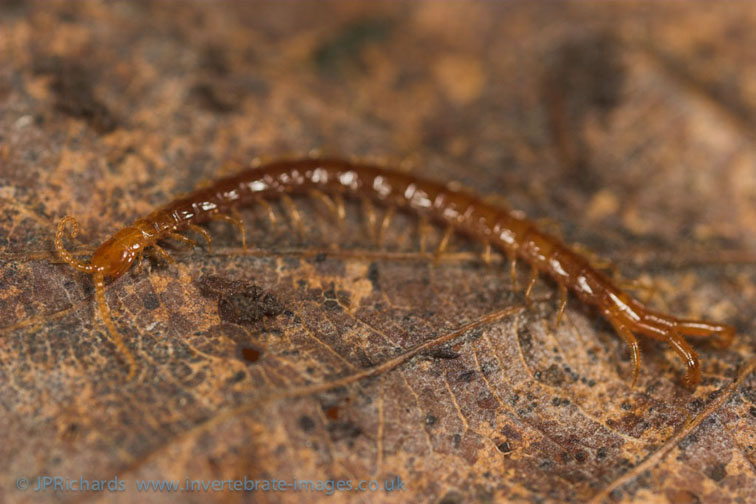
left=55, top=158, right=735, bottom=385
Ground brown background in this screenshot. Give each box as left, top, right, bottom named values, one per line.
left=1, top=1, right=755, bottom=503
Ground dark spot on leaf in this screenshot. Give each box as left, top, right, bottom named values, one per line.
left=327, top=421, right=361, bottom=442
left=62, top=423, right=80, bottom=441
left=199, top=277, right=283, bottom=325
left=541, top=363, right=565, bottom=386
left=458, top=370, right=475, bottom=383
left=704, top=463, right=726, bottom=482
left=313, top=18, right=391, bottom=75
left=439, top=491, right=464, bottom=504
left=500, top=424, right=522, bottom=441
left=299, top=415, right=316, bottom=432
left=678, top=433, right=698, bottom=450
left=574, top=450, right=587, bottom=463
left=621, top=400, right=632, bottom=411
left=219, top=288, right=281, bottom=323
left=426, top=347, right=460, bottom=360
left=497, top=441, right=512, bottom=454
left=324, top=406, right=341, bottom=421
left=34, top=57, right=118, bottom=133
left=596, top=447, right=607, bottom=460
left=750, top=406, right=756, bottom=418
left=477, top=393, right=497, bottom=410
left=143, top=293, right=160, bottom=311
left=665, top=490, right=701, bottom=504
left=541, top=32, right=625, bottom=186
left=314, top=252, right=327, bottom=263
left=323, top=299, right=341, bottom=311
left=689, top=398, right=705, bottom=411
left=452, top=434, right=461, bottom=447
left=227, top=370, right=246, bottom=383
left=425, top=414, right=437, bottom=426
left=367, top=262, right=380, bottom=290
left=323, top=284, right=337, bottom=299
left=190, top=82, right=236, bottom=113
left=238, top=344, right=262, bottom=363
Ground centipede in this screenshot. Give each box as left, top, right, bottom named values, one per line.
left=55, top=158, right=735, bottom=386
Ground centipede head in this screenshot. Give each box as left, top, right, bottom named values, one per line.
left=90, top=227, right=144, bottom=279
left=56, top=217, right=142, bottom=280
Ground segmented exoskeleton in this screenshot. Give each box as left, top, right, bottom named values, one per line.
left=56, top=158, right=735, bottom=384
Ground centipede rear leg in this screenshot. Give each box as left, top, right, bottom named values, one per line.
left=675, top=319, right=735, bottom=349
left=603, top=310, right=641, bottom=387
left=665, top=331, right=701, bottom=387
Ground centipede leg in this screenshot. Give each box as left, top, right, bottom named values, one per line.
left=94, top=272, right=137, bottom=381
left=482, top=242, right=492, bottom=266
left=676, top=319, right=736, bottom=349
left=434, top=225, right=454, bottom=264
left=188, top=224, right=212, bottom=253
left=378, top=206, right=395, bottom=247
left=167, top=232, right=196, bottom=249
left=334, top=193, right=346, bottom=230
left=666, top=331, right=701, bottom=387
left=605, top=313, right=641, bottom=387
left=507, top=251, right=519, bottom=290
left=281, top=194, right=305, bottom=238
left=524, top=266, right=538, bottom=303
left=211, top=212, right=247, bottom=250
left=555, top=284, right=568, bottom=327
left=361, top=197, right=377, bottom=243
left=309, top=189, right=339, bottom=221
left=150, top=244, right=175, bottom=264
left=135, top=251, right=144, bottom=276
left=419, top=215, right=429, bottom=255
left=254, top=197, right=279, bottom=232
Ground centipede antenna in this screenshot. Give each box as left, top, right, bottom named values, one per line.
left=55, top=216, right=95, bottom=274
left=94, top=271, right=136, bottom=381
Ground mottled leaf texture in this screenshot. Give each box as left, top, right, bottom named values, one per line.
left=1, top=2, right=755, bottom=504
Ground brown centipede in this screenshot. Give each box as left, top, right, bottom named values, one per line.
left=55, top=158, right=735, bottom=386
